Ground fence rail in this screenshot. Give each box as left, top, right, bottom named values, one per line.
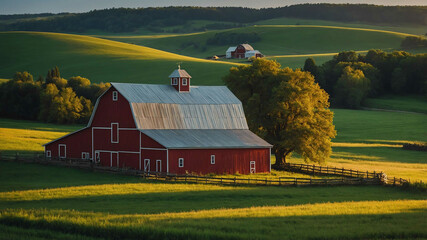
left=1, top=154, right=412, bottom=187
left=282, top=163, right=381, bottom=179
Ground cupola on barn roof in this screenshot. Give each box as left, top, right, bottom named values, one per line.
left=168, top=65, right=192, bottom=78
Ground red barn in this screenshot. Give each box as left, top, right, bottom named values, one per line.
left=226, top=44, right=263, bottom=59
left=44, top=67, right=272, bottom=175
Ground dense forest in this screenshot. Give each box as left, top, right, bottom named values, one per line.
left=0, top=4, right=426, bottom=33
left=304, top=50, right=427, bottom=108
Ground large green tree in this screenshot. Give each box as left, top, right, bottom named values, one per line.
left=224, top=58, right=336, bottom=166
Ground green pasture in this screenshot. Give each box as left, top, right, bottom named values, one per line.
left=0, top=161, right=426, bottom=240
left=0, top=31, right=238, bottom=85
left=255, top=17, right=427, bottom=35
left=364, top=95, right=427, bottom=114
left=99, top=25, right=409, bottom=69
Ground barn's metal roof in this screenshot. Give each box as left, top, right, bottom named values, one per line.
left=112, top=83, right=240, bottom=104
left=131, top=103, right=248, bottom=129
left=140, top=129, right=272, bottom=149
left=168, top=69, right=192, bottom=78
left=111, top=83, right=248, bottom=130
left=239, top=44, right=254, bottom=51
left=226, top=46, right=237, bottom=52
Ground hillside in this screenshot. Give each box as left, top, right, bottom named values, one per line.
left=0, top=31, right=238, bottom=85
left=100, top=25, right=411, bottom=68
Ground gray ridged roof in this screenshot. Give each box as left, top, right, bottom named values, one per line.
left=112, top=83, right=241, bottom=104
left=140, top=129, right=272, bottom=149
left=111, top=83, right=248, bottom=130
left=168, top=69, right=192, bottom=78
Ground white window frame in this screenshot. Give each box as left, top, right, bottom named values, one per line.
left=210, top=155, right=215, bottom=164
left=81, top=152, right=90, bottom=159
left=58, top=144, right=66, bottom=158
left=144, top=159, right=150, bottom=172
left=250, top=161, right=256, bottom=174
left=111, top=123, right=119, bottom=143
left=172, top=78, right=178, bottom=85
left=46, top=150, right=51, bottom=158
left=112, top=91, right=118, bottom=101
left=182, top=78, right=187, bottom=86
left=95, top=151, right=100, bottom=163
left=178, top=158, right=184, bottom=168
left=156, top=159, right=162, bottom=172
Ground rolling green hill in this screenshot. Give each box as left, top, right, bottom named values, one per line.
left=99, top=25, right=412, bottom=68
left=0, top=31, right=238, bottom=85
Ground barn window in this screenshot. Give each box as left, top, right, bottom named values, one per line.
left=111, top=123, right=119, bottom=143
left=58, top=144, right=66, bottom=158
left=210, top=155, right=215, bottom=164
left=178, top=158, right=184, bottom=168
left=112, top=91, right=118, bottom=101
left=81, top=152, right=89, bottom=159
left=182, top=78, right=187, bottom=86
left=46, top=150, right=51, bottom=158
left=172, top=78, right=178, bottom=85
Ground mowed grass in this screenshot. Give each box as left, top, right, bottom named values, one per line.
left=0, top=31, right=238, bottom=85
left=0, top=161, right=426, bottom=239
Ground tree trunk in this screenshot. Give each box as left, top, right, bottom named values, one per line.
left=274, top=150, right=287, bottom=167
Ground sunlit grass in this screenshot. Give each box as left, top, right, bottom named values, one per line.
left=1, top=200, right=425, bottom=239
left=0, top=183, right=245, bottom=202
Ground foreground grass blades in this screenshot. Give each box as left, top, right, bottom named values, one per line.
left=1, top=200, right=426, bottom=240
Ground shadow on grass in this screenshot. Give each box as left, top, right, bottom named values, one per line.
left=0, top=211, right=425, bottom=240
left=1, top=185, right=425, bottom=215
left=331, top=146, right=427, bottom=164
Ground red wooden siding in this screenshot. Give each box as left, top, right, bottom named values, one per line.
left=45, top=128, right=92, bottom=159
left=179, top=77, right=190, bottom=92
left=90, top=87, right=136, bottom=128
left=93, top=129, right=140, bottom=153
left=140, top=149, right=167, bottom=172
left=140, top=132, right=165, bottom=149
left=168, top=148, right=270, bottom=175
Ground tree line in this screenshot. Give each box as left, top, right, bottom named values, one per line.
left=0, top=67, right=109, bottom=124
left=1, top=4, right=425, bottom=33
left=303, top=50, right=427, bottom=108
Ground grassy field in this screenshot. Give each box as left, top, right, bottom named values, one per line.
left=0, top=161, right=426, bottom=239
left=364, top=95, right=427, bottom=114
left=0, top=31, right=238, bottom=85
left=98, top=25, right=411, bottom=69
left=255, top=17, right=427, bottom=35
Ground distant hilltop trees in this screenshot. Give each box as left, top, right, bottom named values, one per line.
left=0, top=4, right=426, bottom=33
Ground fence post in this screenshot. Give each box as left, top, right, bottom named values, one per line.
left=366, top=171, right=369, bottom=179
left=234, top=177, right=236, bottom=185
left=294, top=178, right=297, bottom=186
left=279, top=178, right=281, bottom=186
left=342, top=168, right=344, bottom=176
left=265, top=178, right=268, bottom=186
left=312, top=165, right=315, bottom=175
left=393, top=177, right=396, bottom=186
left=319, top=166, right=322, bottom=174
left=221, top=177, right=223, bottom=184
left=205, top=176, right=208, bottom=184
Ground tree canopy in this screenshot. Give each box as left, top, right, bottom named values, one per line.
left=224, top=58, right=336, bottom=166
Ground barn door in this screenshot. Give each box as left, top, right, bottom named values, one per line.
left=144, top=159, right=150, bottom=173
left=111, top=152, right=119, bottom=168
left=250, top=161, right=256, bottom=174
left=58, top=144, right=66, bottom=158
left=156, top=160, right=162, bottom=173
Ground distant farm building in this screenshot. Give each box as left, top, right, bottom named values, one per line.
left=44, top=67, right=272, bottom=175
left=226, top=44, right=263, bottom=59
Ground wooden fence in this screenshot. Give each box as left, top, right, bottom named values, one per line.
left=282, top=163, right=381, bottom=179
left=0, top=154, right=385, bottom=187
